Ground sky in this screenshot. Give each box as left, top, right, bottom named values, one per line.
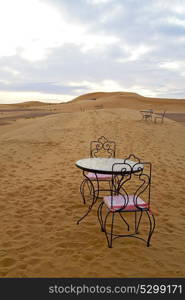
left=0, top=0, right=185, bottom=103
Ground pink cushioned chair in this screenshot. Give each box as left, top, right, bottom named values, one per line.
left=80, top=136, right=116, bottom=204
left=97, top=155, right=155, bottom=248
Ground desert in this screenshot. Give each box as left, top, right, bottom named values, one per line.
left=0, top=92, right=185, bottom=277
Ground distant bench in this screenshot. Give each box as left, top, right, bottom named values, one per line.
left=140, top=110, right=166, bottom=123
left=80, top=104, right=103, bottom=112
left=95, top=105, right=103, bottom=110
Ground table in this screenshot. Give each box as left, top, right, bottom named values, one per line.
left=76, top=157, right=143, bottom=224
left=76, top=158, right=143, bottom=174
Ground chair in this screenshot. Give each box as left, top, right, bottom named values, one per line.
left=153, top=111, right=166, bottom=123
left=97, top=154, right=155, bottom=248
left=90, top=136, right=115, bottom=158
left=80, top=136, right=116, bottom=204
left=140, top=109, right=153, bottom=121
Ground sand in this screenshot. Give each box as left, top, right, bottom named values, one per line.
left=0, top=92, right=185, bottom=278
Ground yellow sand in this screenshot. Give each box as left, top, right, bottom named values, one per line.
left=0, top=92, right=185, bottom=277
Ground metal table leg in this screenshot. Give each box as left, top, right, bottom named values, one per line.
left=77, top=171, right=99, bottom=224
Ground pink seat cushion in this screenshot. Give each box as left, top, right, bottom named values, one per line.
left=87, top=172, right=112, bottom=180
left=104, top=194, right=149, bottom=211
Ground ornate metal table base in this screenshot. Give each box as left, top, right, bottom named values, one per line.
left=76, top=171, right=100, bottom=224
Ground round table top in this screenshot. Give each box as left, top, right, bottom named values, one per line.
left=75, top=157, right=143, bottom=174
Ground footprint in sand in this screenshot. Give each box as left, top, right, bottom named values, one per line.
left=0, top=257, right=16, bottom=267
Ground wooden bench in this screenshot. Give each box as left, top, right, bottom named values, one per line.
left=95, top=105, right=103, bottom=110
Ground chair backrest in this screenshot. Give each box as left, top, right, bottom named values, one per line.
left=154, top=110, right=166, bottom=123
left=90, top=136, right=116, bottom=158
left=110, top=156, right=152, bottom=211
left=162, top=110, right=166, bottom=118
left=145, top=111, right=152, bottom=116
left=147, top=109, right=153, bottom=115
left=140, top=109, right=153, bottom=115
left=157, top=110, right=166, bottom=118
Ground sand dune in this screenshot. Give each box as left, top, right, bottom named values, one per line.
left=55, top=91, right=185, bottom=113
left=0, top=92, right=185, bottom=277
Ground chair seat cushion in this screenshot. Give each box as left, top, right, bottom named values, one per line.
left=104, top=194, right=149, bottom=211
left=87, top=172, right=112, bottom=180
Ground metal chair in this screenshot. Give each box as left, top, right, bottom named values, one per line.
left=90, top=136, right=116, bottom=158
left=97, top=155, right=155, bottom=248
left=153, top=111, right=166, bottom=123
left=80, top=136, right=116, bottom=205
left=140, top=109, right=153, bottom=121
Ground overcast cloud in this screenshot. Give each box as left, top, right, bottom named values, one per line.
left=0, top=0, right=185, bottom=103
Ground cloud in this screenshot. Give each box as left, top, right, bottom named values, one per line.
left=2, top=67, right=20, bottom=76
left=0, top=0, right=119, bottom=61
left=159, top=61, right=182, bottom=70
left=0, top=0, right=62, bottom=60
left=117, top=44, right=153, bottom=62
left=67, top=79, right=158, bottom=97
left=0, top=91, right=72, bottom=104
left=87, top=0, right=113, bottom=4
left=159, top=60, right=185, bottom=78
left=1, top=0, right=185, bottom=103
left=68, top=79, right=126, bottom=92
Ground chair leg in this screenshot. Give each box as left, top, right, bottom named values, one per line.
left=135, top=211, right=143, bottom=234
left=97, top=202, right=104, bottom=232
left=87, top=179, right=94, bottom=196
left=119, top=212, right=130, bottom=231
left=146, top=211, right=156, bottom=247
left=108, top=180, right=112, bottom=190
left=80, top=179, right=86, bottom=204
left=109, top=212, right=115, bottom=248
left=103, top=211, right=115, bottom=248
